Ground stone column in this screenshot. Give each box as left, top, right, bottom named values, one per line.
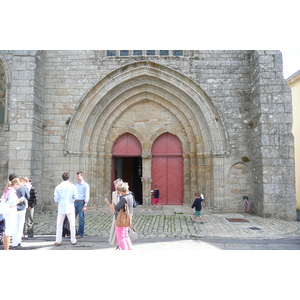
left=183, top=153, right=193, bottom=205
left=141, top=151, right=152, bottom=206
left=8, top=51, right=44, bottom=185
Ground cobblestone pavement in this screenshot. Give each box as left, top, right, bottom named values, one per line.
left=33, top=205, right=300, bottom=240
left=3, top=205, right=299, bottom=250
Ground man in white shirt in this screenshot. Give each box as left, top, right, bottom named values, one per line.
left=54, top=172, right=78, bottom=246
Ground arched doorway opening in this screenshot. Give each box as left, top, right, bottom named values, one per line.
left=151, top=133, right=183, bottom=205
left=112, top=133, right=143, bottom=204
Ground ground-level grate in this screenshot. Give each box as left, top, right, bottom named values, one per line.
left=249, top=227, right=261, bottom=230
left=225, top=218, right=250, bottom=223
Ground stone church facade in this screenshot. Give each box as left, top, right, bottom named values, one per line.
left=0, top=50, right=296, bottom=220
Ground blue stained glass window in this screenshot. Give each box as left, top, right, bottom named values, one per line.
left=147, top=50, right=155, bottom=55
left=107, top=50, right=116, bottom=56
left=173, top=50, right=183, bottom=56
left=120, top=50, right=129, bottom=56
left=160, top=50, right=169, bottom=55
left=133, top=50, right=142, bottom=55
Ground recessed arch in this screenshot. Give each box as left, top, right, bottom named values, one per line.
left=112, top=133, right=142, bottom=157
left=225, top=162, right=252, bottom=212
left=63, top=61, right=229, bottom=207
left=152, top=132, right=183, bottom=156
left=64, top=61, right=229, bottom=156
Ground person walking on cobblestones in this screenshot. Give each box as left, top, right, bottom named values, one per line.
left=54, top=172, right=78, bottom=246
left=191, top=192, right=204, bottom=223
left=105, top=178, right=123, bottom=249
left=105, top=182, right=133, bottom=250
left=151, top=185, right=163, bottom=210
left=75, top=171, right=90, bottom=239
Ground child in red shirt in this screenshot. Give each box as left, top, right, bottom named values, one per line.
left=151, top=185, right=163, bottom=210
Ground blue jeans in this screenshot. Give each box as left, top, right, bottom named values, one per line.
left=75, top=201, right=85, bottom=236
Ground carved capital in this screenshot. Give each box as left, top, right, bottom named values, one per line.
left=142, top=151, right=152, bottom=159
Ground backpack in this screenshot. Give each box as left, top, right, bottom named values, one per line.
left=129, top=191, right=140, bottom=208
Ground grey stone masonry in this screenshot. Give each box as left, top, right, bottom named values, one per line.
left=7, top=51, right=44, bottom=187
left=0, top=50, right=296, bottom=220
left=248, top=51, right=296, bottom=220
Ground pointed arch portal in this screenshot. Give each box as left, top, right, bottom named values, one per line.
left=64, top=61, right=229, bottom=208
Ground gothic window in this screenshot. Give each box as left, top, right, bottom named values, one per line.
left=120, top=50, right=129, bottom=56
left=0, top=62, right=6, bottom=125
left=133, top=50, right=142, bottom=55
left=159, top=50, right=169, bottom=55
left=107, top=50, right=116, bottom=56
left=173, top=50, right=183, bottom=56
left=146, top=50, right=155, bottom=55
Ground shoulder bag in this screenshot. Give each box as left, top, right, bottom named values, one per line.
left=115, top=197, right=131, bottom=227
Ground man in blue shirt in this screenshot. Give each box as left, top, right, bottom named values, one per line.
left=75, top=171, right=90, bottom=239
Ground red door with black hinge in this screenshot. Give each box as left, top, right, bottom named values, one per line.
left=151, top=133, right=183, bottom=205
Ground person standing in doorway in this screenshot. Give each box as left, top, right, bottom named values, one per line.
left=151, top=185, right=163, bottom=210
left=75, top=171, right=90, bottom=239
left=54, top=172, right=78, bottom=246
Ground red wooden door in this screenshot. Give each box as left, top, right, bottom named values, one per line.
left=151, top=133, right=183, bottom=205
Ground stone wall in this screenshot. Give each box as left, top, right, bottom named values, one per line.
left=248, top=51, right=295, bottom=219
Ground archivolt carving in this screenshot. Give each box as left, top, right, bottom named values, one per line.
left=64, top=61, right=229, bottom=157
